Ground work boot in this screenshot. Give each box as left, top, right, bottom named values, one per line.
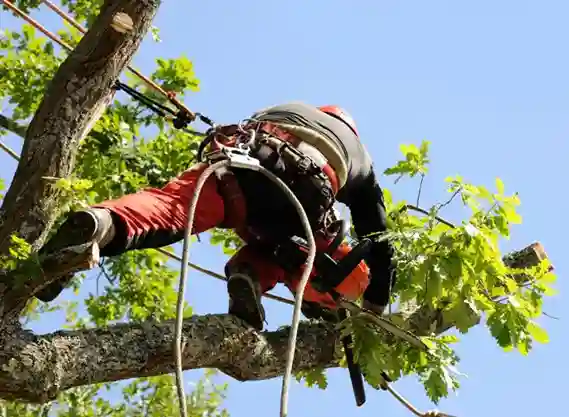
left=227, top=273, right=266, bottom=331
left=35, top=208, right=116, bottom=303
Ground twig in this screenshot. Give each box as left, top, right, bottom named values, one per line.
left=435, top=188, right=461, bottom=212
left=98, top=260, right=116, bottom=285
left=399, top=204, right=456, bottom=229
left=0, top=139, right=20, bottom=160
left=542, top=311, right=560, bottom=320
left=0, top=114, right=27, bottom=137
left=416, top=173, right=425, bottom=206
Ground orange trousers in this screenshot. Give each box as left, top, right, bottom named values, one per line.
left=94, top=163, right=370, bottom=309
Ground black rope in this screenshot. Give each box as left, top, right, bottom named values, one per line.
left=112, top=80, right=219, bottom=168
left=113, top=81, right=175, bottom=118
left=112, top=81, right=215, bottom=132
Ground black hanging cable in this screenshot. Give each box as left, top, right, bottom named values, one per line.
left=113, top=81, right=176, bottom=118
left=112, top=81, right=214, bottom=138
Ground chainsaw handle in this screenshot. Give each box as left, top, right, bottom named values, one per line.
left=312, top=237, right=373, bottom=293
left=333, top=238, right=373, bottom=281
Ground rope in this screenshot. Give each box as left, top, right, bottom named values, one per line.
left=175, top=160, right=230, bottom=417
left=0, top=0, right=197, bottom=128
left=156, top=247, right=295, bottom=305
left=0, top=137, right=296, bottom=307
left=0, top=136, right=456, bottom=417
left=175, top=147, right=317, bottom=417
left=0, top=139, right=455, bottom=417
left=255, top=168, right=316, bottom=417
left=2, top=0, right=75, bottom=52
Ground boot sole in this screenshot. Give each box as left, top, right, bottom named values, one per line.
left=228, top=275, right=265, bottom=331
left=40, top=211, right=99, bottom=255
left=36, top=212, right=99, bottom=303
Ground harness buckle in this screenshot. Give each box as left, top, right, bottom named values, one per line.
left=205, top=146, right=261, bottom=170
left=203, top=129, right=262, bottom=170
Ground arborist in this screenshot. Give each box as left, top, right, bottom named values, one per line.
left=35, top=102, right=396, bottom=331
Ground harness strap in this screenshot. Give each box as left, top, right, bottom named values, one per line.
left=248, top=121, right=343, bottom=194
left=215, top=167, right=248, bottom=229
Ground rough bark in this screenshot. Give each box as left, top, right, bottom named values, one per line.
left=0, top=0, right=160, bottom=256
left=0, top=315, right=339, bottom=403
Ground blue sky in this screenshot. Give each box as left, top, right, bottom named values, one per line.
left=1, top=0, right=568, bottom=416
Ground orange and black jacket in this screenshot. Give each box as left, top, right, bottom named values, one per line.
left=236, top=102, right=396, bottom=307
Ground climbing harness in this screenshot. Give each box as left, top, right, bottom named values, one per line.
left=0, top=1, right=458, bottom=416
left=191, top=123, right=429, bottom=416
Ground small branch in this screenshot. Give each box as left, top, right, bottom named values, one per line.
left=4, top=242, right=100, bottom=314
left=435, top=188, right=461, bottom=213
left=0, top=140, right=19, bottom=160
left=542, top=311, right=560, bottom=320
left=0, top=114, right=26, bottom=138
left=398, top=242, right=550, bottom=336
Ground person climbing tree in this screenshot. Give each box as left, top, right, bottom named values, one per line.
left=35, top=102, right=396, bottom=331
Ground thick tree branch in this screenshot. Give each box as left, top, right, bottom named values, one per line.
left=0, top=314, right=339, bottom=403
left=0, top=0, right=160, bottom=258
left=0, top=244, right=548, bottom=404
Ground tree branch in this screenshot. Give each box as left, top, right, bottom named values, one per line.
left=0, top=0, right=160, bottom=258
left=0, top=314, right=339, bottom=403
left=0, top=0, right=553, bottom=406
left=0, top=243, right=548, bottom=404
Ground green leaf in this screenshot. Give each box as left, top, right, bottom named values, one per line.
left=0, top=6, right=557, bottom=411
left=295, top=368, right=328, bottom=390
left=527, top=322, right=549, bottom=344
left=495, top=177, right=505, bottom=195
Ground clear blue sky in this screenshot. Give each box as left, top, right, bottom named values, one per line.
left=1, top=1, right=567, bottom=416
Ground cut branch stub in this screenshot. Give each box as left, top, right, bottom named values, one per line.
left=4, top=242, right=100, bottom=314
